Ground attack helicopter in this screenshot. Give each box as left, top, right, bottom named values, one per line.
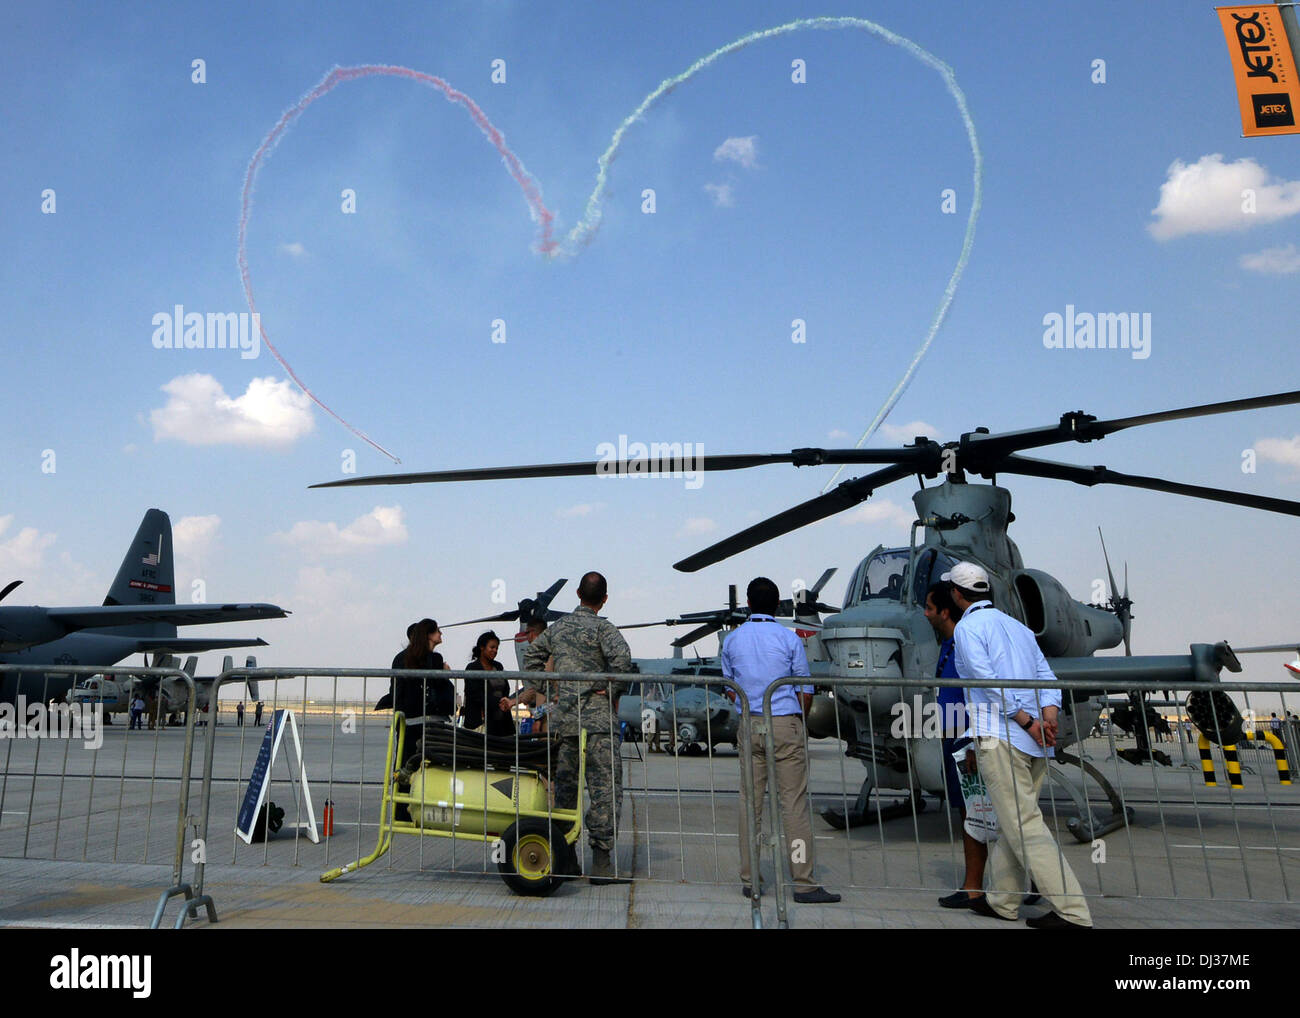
left=313, top=389, right=1300, bottom=840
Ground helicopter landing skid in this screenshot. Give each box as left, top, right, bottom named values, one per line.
left=1052, top=751, right=1135, bottom=844
left=820, top=790, right=926, bottom=830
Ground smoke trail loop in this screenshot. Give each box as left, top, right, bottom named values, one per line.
left=242, top=18, right=980, bottom=467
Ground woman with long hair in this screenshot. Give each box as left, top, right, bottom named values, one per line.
left=389, top=618, right=454, bottom=801
left=462, top=630, right=514, bottom=736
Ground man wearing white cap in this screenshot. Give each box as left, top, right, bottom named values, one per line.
left=946, top=561, right=1093, bottom=930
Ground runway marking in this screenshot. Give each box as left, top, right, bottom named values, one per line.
left=1170, top=844, right=1300, bottom=851
left=0, top=920, right=146, bottom=929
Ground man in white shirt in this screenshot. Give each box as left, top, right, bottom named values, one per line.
left=947, top=561, right=1093, bottom=929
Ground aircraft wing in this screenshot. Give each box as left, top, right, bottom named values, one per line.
left=132, top=637, right=269, bottom=654
left=1046, top=643, right=1240, bottom=688
left=45, top=603, right=289, bottom=631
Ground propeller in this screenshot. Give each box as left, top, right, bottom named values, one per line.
left=620, top=583, right=750, bottom=648
left=0, top=580, right=22, bottom=603
left=778, top=568, right=839, bottom=618
left=1097, top=529, right=1132, bottom=656
left=443, top=578, right=568, bottom=630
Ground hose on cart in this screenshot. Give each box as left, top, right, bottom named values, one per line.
left=416, top=721, right=557, bottom=772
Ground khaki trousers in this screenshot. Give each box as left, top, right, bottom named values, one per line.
left=975, top=736, right=1092, bottom=926
left=738, top=714, right=816, bottom=890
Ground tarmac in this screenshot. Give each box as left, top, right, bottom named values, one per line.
left=2, top=711, right=1298, bottom=929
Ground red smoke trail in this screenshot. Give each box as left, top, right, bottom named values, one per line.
left=238, top=65, right=557, bottom=464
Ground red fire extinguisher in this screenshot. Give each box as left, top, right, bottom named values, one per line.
left=323, top=799, right=334, bottom=837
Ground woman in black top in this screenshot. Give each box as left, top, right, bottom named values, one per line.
left=390, top=618, right=454, bottom=780
left=462, top=630, right=514, bottom=736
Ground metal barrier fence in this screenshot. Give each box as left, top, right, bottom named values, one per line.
left=0, top=663, right=201, bottom=928
left=759, top=675, right=1300, bottom=928
left=12, top=660, right=1293, bottom=929
left=186, top=668, right=765, bottom=929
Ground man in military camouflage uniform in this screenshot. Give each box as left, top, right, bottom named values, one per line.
left=523, top=571, right=631, bottom=885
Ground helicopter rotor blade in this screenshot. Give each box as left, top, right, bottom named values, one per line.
left=1098, top=528, right=1119, bottom=600
left=443, top=611, right=520, bottom=628
left=1088, top=389, right=1300, bottom=439
left=674, top=462, right=919, bottom=572
left=0, top=580, right=21, bottom=603
left=1122, top=562, right=1132, bottom=656
left=671, top=621, right=725, bottom=649
left=1097, top=528, right=1132, bottom=655
left=309, top=448, right=928, bottom=489
left=964, top=389, right=1300, bottom=462
left=996, top=455, right=1300, bottom=518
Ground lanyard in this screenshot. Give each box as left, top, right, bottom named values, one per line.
left=935, top=641, right=954, bottom=679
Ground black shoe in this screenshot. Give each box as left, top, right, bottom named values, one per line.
left=938, top=890, right=984, bottom=909
left=1026, top=911, right=1091, bottom=930
left=968, top=895, right=1016, bottom=921
left=792, top=887, right=841, bottom=904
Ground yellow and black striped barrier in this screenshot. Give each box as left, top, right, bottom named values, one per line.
left=1198, top=734, right=1217, bottom=786
left=1223, top=743, right=1243, bottom=788
left=1244, top=730, right=1292, bottom=785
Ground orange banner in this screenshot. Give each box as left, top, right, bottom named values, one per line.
left=1218, top=5, right=1300, bottom=136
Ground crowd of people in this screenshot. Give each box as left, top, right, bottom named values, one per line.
left=379, top=561, right=1097, bottom=925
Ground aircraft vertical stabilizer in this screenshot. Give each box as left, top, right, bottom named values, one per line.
left=98, top=508, right=176, bottom=641
left=103, top=509, right=175, bottom=608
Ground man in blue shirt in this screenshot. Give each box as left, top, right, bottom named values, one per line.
left=948, top=561, right=1092, bottom=929
left=722, top=577, right=839, bottom=904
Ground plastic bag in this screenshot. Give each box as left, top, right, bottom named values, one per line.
left=953, top=747, right=999, bottom=843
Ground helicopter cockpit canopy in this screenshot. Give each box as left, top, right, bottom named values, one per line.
left=850, top=547, right=961, bottom=607
left=909, top=547, right=960, bottom=605
left=858, top=549, right=911, bottom=602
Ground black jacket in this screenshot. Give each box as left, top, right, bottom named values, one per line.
left=387, top=650, right=454, bottom=720
left=462, top=660, right=514, bottom=736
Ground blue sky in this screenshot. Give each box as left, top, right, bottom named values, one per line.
left=3, top=0, right=1299, bottom=700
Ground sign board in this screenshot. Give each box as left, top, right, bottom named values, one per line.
left=1217, top=4, right=1300, bottom=136
left=235, top=708, right=320, bottom=844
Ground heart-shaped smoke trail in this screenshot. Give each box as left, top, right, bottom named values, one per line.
left=238, top=17, right=981, bottom=466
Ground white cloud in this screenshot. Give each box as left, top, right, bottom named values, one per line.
left=275, top=505, right=408, bottom=555
left=703, top=182, right=734, bottom=208
left=880, top=420, right=941, bottom=443
left=1240, top=243, right=1300, bottom=274
left=149, top=374, right=315, bottom=448
left=0, top=516, right=57, bottom=576
left=827, top=429, right=850, bottom=441
left=280, top=241, right=306, bottom=257
left=1257, top=435, right=1300, bottom=471
left=1148, top=155, right=1300, bottom=240
left=557, top=502, right=604, bottom=519
left=840, top=500, right=914, bottom=529
left=174, top=515, right=221, bottom=563
left=714, top=136, right=758, bottom=169
left=678, top=517, right=716, bottom=536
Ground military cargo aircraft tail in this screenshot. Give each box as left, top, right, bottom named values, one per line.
left=102, top=508, right=176, bottom=610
